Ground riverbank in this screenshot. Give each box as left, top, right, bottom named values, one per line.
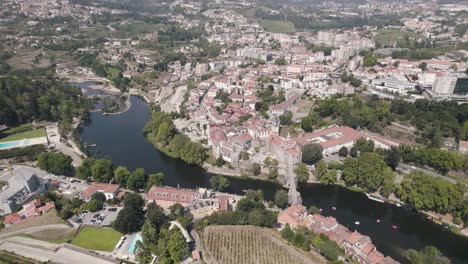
left=77, top=91, right=468, bottom=263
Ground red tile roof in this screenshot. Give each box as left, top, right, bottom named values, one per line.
left=460, top=140, right=468, bottom=149
left=3, top=213, right=21, bottom=225
left=146, top=186, right=202, bottom=204
left=295, top=126, right=362, bottom=149
left=313, top=214, right=338, bottom=230
left=81, top=183, right=120, bottom=199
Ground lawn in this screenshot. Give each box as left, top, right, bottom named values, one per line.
left=0, top=128, right=46, bottom=143
left=261, top=20, right=295, bottom=33
left=71, top=226, right=122, bottom=252
left=374, top=29, right=423, bottom=45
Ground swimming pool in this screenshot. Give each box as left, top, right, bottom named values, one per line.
left=127, top=233, right=142, bottom=254
left=0, top=140, right=21, bottom=149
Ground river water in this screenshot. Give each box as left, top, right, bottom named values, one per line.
left=78, top=90, right=468, bottom=263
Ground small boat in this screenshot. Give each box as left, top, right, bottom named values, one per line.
left=392, top=225, right=398, bottom=230
left=364, top=192, right=385, bottom=203
left=376, top=219, right=381, bottom=223
left=434, top=220, right=443, bottom=225
left=319, top=208, right=323, bottom=212
left=427, top=216, right=432, bottom=221
left=355, top=221, right=360, bottom=225
left=89, top=144, right=96, bottom=147
left=332, top=207, right=336, bottom=211
left=396, top=203, right=402, bottom=207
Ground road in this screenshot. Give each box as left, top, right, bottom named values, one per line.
left=398, top=163, right=467, bottom=187
left=46, top=123, right=84, bottom=167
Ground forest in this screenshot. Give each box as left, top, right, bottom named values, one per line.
left=0, top=76, right=91, bottom=128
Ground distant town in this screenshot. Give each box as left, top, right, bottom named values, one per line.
left=0, top=0, right=467, bottom=264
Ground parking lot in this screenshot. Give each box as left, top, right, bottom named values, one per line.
left=77, top=207, right=122, bottom=227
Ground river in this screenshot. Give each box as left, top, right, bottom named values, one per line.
left=77, top=88, right=468, bottom=263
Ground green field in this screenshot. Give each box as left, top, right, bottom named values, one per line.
left=0, top=128, right=46, bottom=143
left=71, top=226, right=122, bottom=252
left=261, top=20, right=296, bottom=33
left=374, top=29, right=423, bottom=45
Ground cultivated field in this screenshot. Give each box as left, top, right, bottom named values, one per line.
left=261, top=20, right=296, bottom=33
left=201, top=225, right=313, bottom=264
left=71, top=226, right=122, bottom=252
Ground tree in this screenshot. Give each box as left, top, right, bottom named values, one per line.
left=136, top=242, right=153, bottom=264
left=419, top=62, right=428, bottom=71
left=146, top=203, right=166, bottom=227
left=215, top=157, right=225, bottom=167
left=167, top=230, right=188, bottom=262
left=338, top=147, right=348, bottom=157
left=349, top=147, right=358, bottom=157
left=315, top=160, right=327, bottom=179
left=294, top=163, right=309, bottom=183
left=127, top=168, right=147, bottom=191
left=383, top=147, right=400, bottom=170
left=397, top=171, right=465, bottom=214
left=406, top=246, right=450, bottom=264
left=318, top=240, right=342, bottom=261
left=251, top=163, right=261, bottom=176
left=302, top=143, right=323, bottom=164
left=76, top=158, right=95, bottom=179
left=91, top=159, right=114, bottom=183
left=114, top=166, right=130, bottom=186
left=274, top=190, right=289, bottom=209
left=268, top=168, right=279, bottom=180
left=343, top=153, right=395, bottom=192
left=308, top=206, right=321, bottom=215
left=168, top=134, right=188, bottom=157
left=92, top=192, right=106, bottom=202
left=279, top=111, right=293, bottom=126
left=37, top=152, right=73, bottom=176
left=363, top=53, right=377, bottom=67
left=179, top=141, right=206, bottom=165
left=141, top=220, right=159, bottom=247
left=319, top=170, right=337, bottom=185
left=113, top=193, right=145, bottom=234
left=281, top=224, right=294, bottom=241
left=354, top=138, right=374, bottom=153
left=245, top=189, right=264, bottom=202
left=209, top=175, right=230, bottom=191
left=274, top=57, right=288, bottom=65
left=81, top=199, right=103, bottom=212
left=264, top=157, right=272, bottom=166
left=156, top=122, right=174, bottom=146
left=146, top=173, right=164, bottom=192
left=301, top=112, right=320, bottom=132
left=241, top=151, right=249, bottom=161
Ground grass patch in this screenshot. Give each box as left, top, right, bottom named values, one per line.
left=0, top=250, right=41, bottom=264
left=261, top=20, right=295, bottom=33
left=346, top=186, right=364, bottom=193
left=374, top=29, right=423, bottom=45
left=0, top=128, right=46, bottom=143
left=236, top=9, right=256, bottom=18
left=71, top=226, right=122, bottom=252
left=20, top=228, right=77, bottom=244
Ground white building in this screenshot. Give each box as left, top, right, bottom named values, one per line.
left=432, top=73, right=468, bottom=95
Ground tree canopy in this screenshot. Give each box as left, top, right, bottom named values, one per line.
left=37, top=152, right=73, bottom=176
left=342, top=152, right=395, bottom=194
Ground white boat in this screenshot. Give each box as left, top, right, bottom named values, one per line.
left=396, top=203, right=402, bottom=207
left=355, top=221, right=360, bottom=225
left=365, top=192, right=385, bottom=203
